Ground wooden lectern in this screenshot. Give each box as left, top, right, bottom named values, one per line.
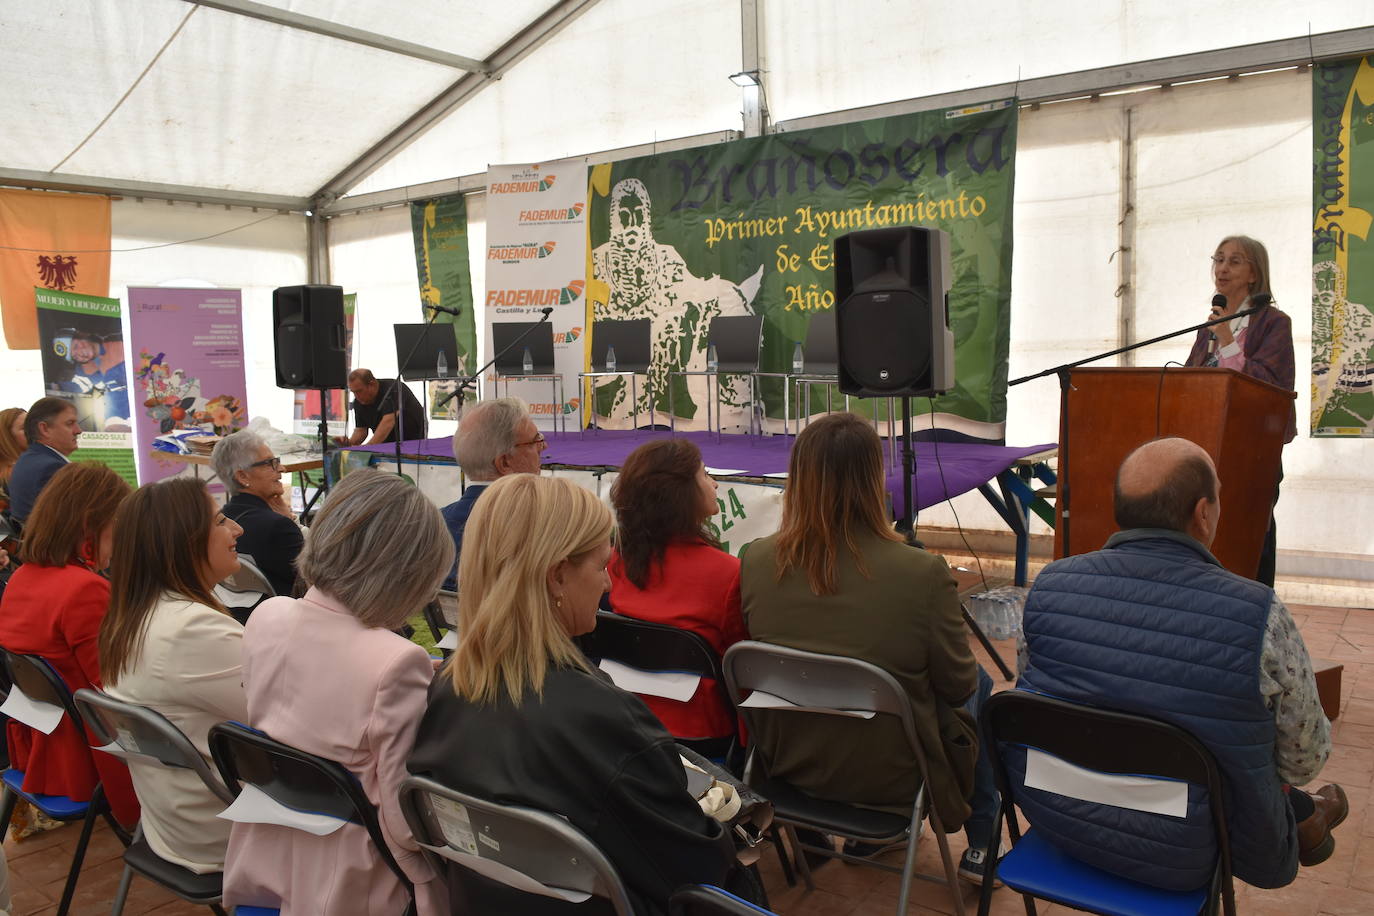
left=1054, top=367, right=1294, bottom=578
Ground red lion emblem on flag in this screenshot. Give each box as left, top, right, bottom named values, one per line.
left=37, top=254, right=78, bottom=291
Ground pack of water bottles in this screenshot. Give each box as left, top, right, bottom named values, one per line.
left=969, top=585, right=1029, bottom=641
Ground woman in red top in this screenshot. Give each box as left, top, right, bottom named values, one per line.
left=0, top=462, right=139, bottom=826
left=608, top=439, right=745, bottom=743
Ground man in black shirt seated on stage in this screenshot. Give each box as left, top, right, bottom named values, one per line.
left=336, top=368, right=427, bottom=446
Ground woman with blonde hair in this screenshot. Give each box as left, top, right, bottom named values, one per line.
left=409, top=473, right=733, bottom=916
left=0, top=462, right=138, bottom=826
left=224, top=469, right=451, bottom=915
left=0, top=407, right=25, bottom=494
left=100, top=476, right=247, bottom=873
left=740, top=412, right=999, bottom=883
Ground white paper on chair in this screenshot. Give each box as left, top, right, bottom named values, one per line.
left=1024, top=748, right=1188, bottom=818
left=597, top=658, right=699, bottom=702
left=738, top=691, right=874, bottom=718
left=215, top=783, right=348, bottom=835
left=704, top=467, right=747, bottom=476
left=0, top=684, right=63, bottom=734
left=760, top=472, right=789, bottom=479
left=437, top=630, right=459, bottom=650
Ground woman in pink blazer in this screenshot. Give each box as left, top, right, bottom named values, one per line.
left=223, top=469, right=455, bottom=916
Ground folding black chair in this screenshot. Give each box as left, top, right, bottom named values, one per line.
left=214, top=555, right=275, bottom=625
left=723, top=640, right=967, bottom=916
left=579, top=610, right=739, bottom=765
left=977, top=690, right=1237, bottom=916
left=400, top=774, right=634, bottom=915
left=207, top=721, right=416, bottom=916
left=670, top=884, right=780, bottom=915
left=422, top=590, right=457, bottom=659
left=75, top=687, right=234, bottom=915
left=0, top=650, right=131, bottom=915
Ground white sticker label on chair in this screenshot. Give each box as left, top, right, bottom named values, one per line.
left=1024, top=748, right=1189, bottom=818
left=598, top=658, right=700, bottom=702
left=738, top=690, right=875, bottom=718
left=432, top=795, right=479, bottom=854
left=0, top=684, right=63, bottom=735
left=215, top=783, right=348, bottom=835
left=437, top=630, right=459, bottom=650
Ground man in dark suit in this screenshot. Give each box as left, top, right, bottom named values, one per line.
left=9, top=397, right=82, bottom=523
left=442, top=398, right=545, bottom=591
left=211, top=430, right=304, bottom=601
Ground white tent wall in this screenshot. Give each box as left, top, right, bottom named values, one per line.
left=0, top=200, right=307, bottom=443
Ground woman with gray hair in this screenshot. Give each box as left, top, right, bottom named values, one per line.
left=211, top=430, right=303, bottom=600
left=223, top=468, right=453, bottom=915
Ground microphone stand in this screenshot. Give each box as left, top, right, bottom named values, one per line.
left=1009, top=300, right=1269, bottom=558
left=434, top=308, right=555, bottom=415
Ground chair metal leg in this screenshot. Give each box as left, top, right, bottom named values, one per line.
left=919, top=789, right=966, bottom=916
left=783, top=824, right=815, bottom=892
left=109, top=862, right=134, bottom=916
left=769, top=825, right=796, bottom=887
left=0, top=785, right=18, bottom=845
left=208, top=904, right=229, bottom=916
left=58, top=783, right=105, bottom=915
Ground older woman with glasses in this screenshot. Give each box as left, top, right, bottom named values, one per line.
left=1184, top=235, right=1294, bottom=586
left=211, top=431, right=303, bottom=599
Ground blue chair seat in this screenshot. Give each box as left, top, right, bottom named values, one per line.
left=998, top=829, right=1209, bottom=916
left=234, top=907, right=280, bottom=915
left=2, top=768, right=91, bottom=820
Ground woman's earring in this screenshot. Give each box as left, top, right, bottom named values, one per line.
left=555, top=595, right=563, bottom=612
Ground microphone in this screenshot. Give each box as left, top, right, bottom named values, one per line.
left=540, top=307, right=554, bottom=317
left=425, top=303, right=462, bottom=316
left=434, top=384, right=463, bottom=411
left=1207, top=294, right=1226, bottom=355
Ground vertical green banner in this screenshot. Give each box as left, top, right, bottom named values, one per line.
left=588, top=100, right=1016, bottom=436
left=1312, top=57, right=1374, bottom=437
left=411, top=194, right=477, bottom=419
left=33, top=288, right=137, bottom=485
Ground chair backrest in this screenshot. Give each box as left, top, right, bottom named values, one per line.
left=400, top=774, right=634, bottom=916
left=492, top=322, right=557, bottom=376
left=801, top=314, right=838, bottom=376
left=0, top=649, right=83, bottom=726
left=207, top=721, right=414, bottom=897
left=214, top=555, right=275, bottom=610
left=74, top=687, right=235, bottom=805
left=707, top=315, right=764, bottom=373
left=979, top=690, right=1233, bottom=880
left=592, top=319, right=652, bottom=373
left=670, top=884, right=777, bottom=915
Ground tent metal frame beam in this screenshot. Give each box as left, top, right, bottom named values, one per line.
left=318, top=129, right=741, bottom=217
left=774, top=25, right=1374, bottom=134
left=310, top=0, right=603, bottom=208
left=183, top=0, right=489, bottom=72
left=0, top=167, right=307, bottom=212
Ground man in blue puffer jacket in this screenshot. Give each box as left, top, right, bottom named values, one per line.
left=1015, top=436, right=1345, bottom=890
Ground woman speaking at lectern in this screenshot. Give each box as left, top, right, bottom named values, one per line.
left=1184, top=235, right=1295, bottom=586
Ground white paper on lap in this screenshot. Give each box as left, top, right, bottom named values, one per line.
left=0, top=684, right=64, bottom=734
left=1024, top=747, right=1188, bottom=818
left=215, top=783, right=348, bottom=835
left=597, top=658, right=700, bottom=702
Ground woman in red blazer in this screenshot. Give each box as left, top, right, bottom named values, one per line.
left=607, top=438, right=745, bottom=743
left=0, top=462, right=139, bottom=826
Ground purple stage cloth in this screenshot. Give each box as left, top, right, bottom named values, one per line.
left=350, top=431, right=1055, bottom=512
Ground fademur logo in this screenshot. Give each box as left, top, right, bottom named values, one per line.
left=556, top=327, right=583, bottom=343
left=487, top=241, right=557, bottom=262
left=530, top=397, right=581, bottom=416
left=489, top=174, right=558, bottom=194
left=485, top=280, right=585, bottom=308
left=519, top=202, right=585, bottom=223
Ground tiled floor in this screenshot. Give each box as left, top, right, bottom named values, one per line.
left=3, top=603, right=1372, bottom=915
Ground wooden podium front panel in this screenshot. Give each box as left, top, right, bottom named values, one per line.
left=1056, top=367, right=1290, bottom=577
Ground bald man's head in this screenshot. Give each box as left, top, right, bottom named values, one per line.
left=1114, top=438, right=1220, bottom=543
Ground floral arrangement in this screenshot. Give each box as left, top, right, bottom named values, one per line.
left=137, top=350, right=246, bottom=435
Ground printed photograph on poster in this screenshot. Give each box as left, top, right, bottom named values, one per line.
left=34, top=288, right=131, bottom=433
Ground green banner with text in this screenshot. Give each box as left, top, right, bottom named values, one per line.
left=1312, top=56, right=1374, bottom=437
left=411, top=194, right=477, bottom=420
left=588, top=100, right=1016, bottom=436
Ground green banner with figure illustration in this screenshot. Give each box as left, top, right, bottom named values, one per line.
left=587, top=100, right=1016, bottom=437
left=1312, top=56, right=1374, bottom=437
left=410, top=194, right=477, bottom=420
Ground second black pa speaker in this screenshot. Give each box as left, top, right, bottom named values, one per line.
left=833, top=226, right=954, bottom=398
left=273, top=284, right=347, bottom=389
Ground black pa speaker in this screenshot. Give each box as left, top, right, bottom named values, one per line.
left=833, top=226, right=954, bottom=397
left=273, top=285, right=347, bottom=389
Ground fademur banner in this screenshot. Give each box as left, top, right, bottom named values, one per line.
left=587, top=100, right=1017, bottom=437
left=1311, top=56, right=1374, bottom=437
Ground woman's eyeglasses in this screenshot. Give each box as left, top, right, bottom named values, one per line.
left=248, top=456, right=283, bottom=471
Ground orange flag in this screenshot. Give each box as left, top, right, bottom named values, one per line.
left=0, top=189, right=111, bottom=349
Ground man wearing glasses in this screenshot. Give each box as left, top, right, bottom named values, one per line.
left=212, top=431, right=304, bottom=603
left=441, top=398, right=547, bottom=592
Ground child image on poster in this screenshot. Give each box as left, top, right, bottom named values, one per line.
left=37, top=310, right=132, bottom=433
left=137, top=350, right=246, bottom=436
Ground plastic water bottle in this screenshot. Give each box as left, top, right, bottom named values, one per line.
left=522, top=347, right=534, bottom=374
left=706, top=344, right=719, bottom=373
left=606, top=345, right=617, bottom=373
left=792, top=342, right=804, bottom=374
left=436, top=350, right=448, bottom=379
